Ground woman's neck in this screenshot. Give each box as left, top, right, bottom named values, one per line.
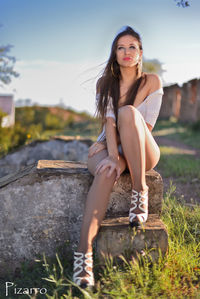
left=120, top=66, right=138, bottom=86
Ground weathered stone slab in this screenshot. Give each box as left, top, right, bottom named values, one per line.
left=0, top=160, right=163, bottom=275
left=96, top=214, right=168, bottom=264
left=107, top=169, right=163, bottom=217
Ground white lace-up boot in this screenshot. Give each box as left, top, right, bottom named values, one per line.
left=73, top=251, right=94, bottom=289
left=129, top=188, right=149, bottom=227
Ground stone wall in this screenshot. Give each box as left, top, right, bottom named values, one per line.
left=160, top=84, right=181, bottom=119
left=179, top=79, right=200, bottom=123
left=160, top=78, right=200, bottom=123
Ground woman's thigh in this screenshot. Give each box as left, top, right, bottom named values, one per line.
left=141, top=117, right=160, bottom=171
left=118, top=111, right=160, bottom=171
left=87, top=148, right=127, bottom=176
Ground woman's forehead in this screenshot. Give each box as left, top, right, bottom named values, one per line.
left=117, top=35, right=139, bottom=45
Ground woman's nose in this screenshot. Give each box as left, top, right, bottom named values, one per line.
left=124, top=48, right=130, bottom=54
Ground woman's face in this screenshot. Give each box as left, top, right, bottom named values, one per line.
left=115, top=34, right=142, bottom=68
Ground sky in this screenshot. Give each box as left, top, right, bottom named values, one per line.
left=0, top=0, right=200, bottom=115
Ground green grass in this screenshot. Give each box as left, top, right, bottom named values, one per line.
left=1, top=183, right=199, bottom=299
left=157, top=146, right=200, bottom=180
left=154, top=119, right=200, bottom=150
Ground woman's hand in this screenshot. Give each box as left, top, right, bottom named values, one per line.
left=95, top=155, right=121, bottom=181
left=88, top=141, right=106, bottom=157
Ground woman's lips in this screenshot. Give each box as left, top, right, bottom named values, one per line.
left=123, top=57, right=132, bottom=61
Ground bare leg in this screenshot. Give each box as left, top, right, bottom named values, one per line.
left=117, top=105, right=148, bottom=191
left=74, top=149, right=127, bottom=282
left=117, top=105, right=161, bottom=223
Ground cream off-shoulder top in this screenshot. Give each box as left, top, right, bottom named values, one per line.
left=96, top=88, right=164, bottom=143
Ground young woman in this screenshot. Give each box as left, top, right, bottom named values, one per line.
left=73, top=25, right=163, bottom=289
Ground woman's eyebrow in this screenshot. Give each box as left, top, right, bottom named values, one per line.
left=117, top=43, right=137, bottom=46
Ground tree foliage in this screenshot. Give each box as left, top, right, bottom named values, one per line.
left=175, top=0, right=190, bottom=7
left=1, top=105, right=79, bottom=156
left=0, top=44, right=19, bottom=86
left=143, top=58, right=165, bottom=77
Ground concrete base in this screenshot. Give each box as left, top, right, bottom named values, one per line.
left=96, top=214, right=168, bottom=264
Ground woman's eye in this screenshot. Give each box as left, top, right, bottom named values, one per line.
left=117, top=46, right=136, bottom=50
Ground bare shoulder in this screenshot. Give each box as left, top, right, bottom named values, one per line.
left=145, top=73, right=162, bottom=93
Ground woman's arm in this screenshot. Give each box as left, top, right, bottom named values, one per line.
left=95, top=117, right=121, bottom=180
left=88, top=116, right=119, bottom=158
left=105, top=117, right=119, bottom=160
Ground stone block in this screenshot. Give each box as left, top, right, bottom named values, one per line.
left=96, top=214, right=168, bottom=264
left=107, top=169, right=163, bottom=217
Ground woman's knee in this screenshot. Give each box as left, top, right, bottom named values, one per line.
left=87, top=156, right=101, bottom=176
left=118, top=105, right=137, bottom=117
left=87, top=149, right=108, bottom=176
left=87, top=148, right=127, bottom=178
left=87, top=159, right=95, bottom=176
left=118, top=105, right=140, bottom=129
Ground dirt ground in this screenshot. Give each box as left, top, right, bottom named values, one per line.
left=154, top=136, right=200, bottom=205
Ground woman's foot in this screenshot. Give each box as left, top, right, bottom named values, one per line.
left=73, top=251, right=94, bottom=289
left=129, top=187, right=149, bottom=227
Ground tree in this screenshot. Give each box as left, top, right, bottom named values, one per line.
left=175, top=0, right=190, bottom=7
left=0, top=44, right=19, bottom=86
left=143, top=58, right=165, bottom=77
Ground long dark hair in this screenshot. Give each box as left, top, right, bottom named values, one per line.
left=96, top=26, right=146, bottom=131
